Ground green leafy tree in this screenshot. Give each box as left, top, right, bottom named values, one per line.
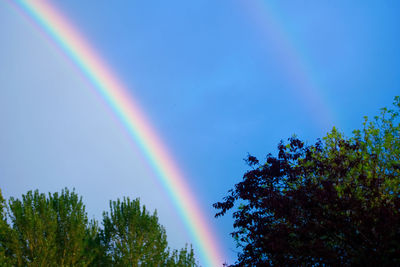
left=101, top=197, right=199, bottom=267
left=0, top=189, right=13, bottom=266
left=165, top=244, right=198, bottom=267
left=8, top=190, right=58, bottom=266
left=5, top=189, right=98, bottom=266
left=0, top=189, right=199, bottom=266
left=214, top=97, right=400, bottom=266
left=49, top=188, right=98, bottom=266
left=101, top=197, right=169, bottom=266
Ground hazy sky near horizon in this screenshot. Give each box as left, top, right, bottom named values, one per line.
left=1, top=0, right=399, bottom=265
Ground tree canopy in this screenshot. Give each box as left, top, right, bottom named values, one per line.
left=0, top=189, right=198, bottom=266
left=100, top=197, right=198, bottom=266
left=5, top=189, right=93, bottom=266
left=100, top=197, right=168, bottom=265
left=214, top=96, right=400, bottom=266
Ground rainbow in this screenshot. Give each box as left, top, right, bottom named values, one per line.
left=11, top=1, right=224, bottom=266
left=241, top=0, right=335, bottom=129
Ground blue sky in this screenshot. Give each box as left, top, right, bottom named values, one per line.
left=1, top=0, right=399, bottom=265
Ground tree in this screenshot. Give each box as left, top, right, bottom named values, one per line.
left=49, top=188, right=98, bottom=266
left=5, top=189, right=97, bottom=266
left=101, top=197, right=198, bottom=267
left=214, top=97, right=400, bottom=266
left=101, top=197, right=169, bottom=266
left=0, top=189, right=199, bottom=266
left=165, top=244, right=198, bottom=267
left=0, top=189, right=13, bottom=266
left=8, top=190, right=58, bottom=266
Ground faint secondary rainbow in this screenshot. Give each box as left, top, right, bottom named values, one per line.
left=12, top=1, right=224, bottom=266
left=241, top=0, right=335, bottom=130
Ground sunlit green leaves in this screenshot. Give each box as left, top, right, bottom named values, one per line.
left=0, top=189, right=199, bottom=266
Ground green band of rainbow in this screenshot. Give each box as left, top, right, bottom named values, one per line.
left=13, top=1, right=224, bottom=266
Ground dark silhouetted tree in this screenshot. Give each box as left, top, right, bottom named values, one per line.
left=214, top=97, right=400, bottom=266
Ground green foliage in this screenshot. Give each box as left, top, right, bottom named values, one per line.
left=0, top=189, right=199, bottom=266
left=99, top=197, right=199, bottom=266
left=215, top=96, right=400, bottom=266
left=166, top=244, right=198, bottom=267
left=101, top=197, right=169, bottom=266
left=0, top=189, right=13, bottom=266
left=49, top=188, right=97, bottom=266
left=8, top=190, right=58, bottom=266
left=3, top=189, right=96, bottom=266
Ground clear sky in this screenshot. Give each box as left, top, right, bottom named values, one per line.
left=1, top=0, right=399, bottom=265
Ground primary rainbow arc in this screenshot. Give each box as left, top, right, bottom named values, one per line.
left=12, top=1, right=224, bottom=266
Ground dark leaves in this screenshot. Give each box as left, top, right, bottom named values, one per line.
left=214, top=97, right=400, bottom=266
